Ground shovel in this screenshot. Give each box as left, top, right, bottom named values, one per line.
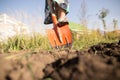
left=46, top=0, right=72, bottom=48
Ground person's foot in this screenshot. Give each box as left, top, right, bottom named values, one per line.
left=57, top=18, right=69, bottom=27
left=57, top=21, right=69, bottom=27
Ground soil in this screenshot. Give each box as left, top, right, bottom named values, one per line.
left=0, top=40, right=120, bottom=80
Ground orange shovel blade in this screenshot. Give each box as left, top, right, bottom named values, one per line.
left=46, top=24, right=72, bottom=48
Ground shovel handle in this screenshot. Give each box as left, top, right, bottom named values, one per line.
left=51, top=14, right=58, bottom=25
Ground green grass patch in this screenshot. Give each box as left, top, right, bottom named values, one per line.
left=72, top=30, right=120, bottom=50
left=69, top=22, right=87, bottom=30
left=0, top=31, right=119, bottom=53
left=0, top=33, right=51, bottom=52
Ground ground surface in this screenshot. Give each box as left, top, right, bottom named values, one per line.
left=0, top=40, right=120, bottom=80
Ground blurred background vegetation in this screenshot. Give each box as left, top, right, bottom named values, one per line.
left=0, top=22, right=120, bottom=53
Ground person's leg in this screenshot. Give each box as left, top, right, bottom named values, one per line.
left=55, top=2, right=68, bottom=22
left=58, top=8, right=67, bottom=22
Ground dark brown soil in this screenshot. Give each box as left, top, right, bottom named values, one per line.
left=43, top=40, right=120, bottom=80
left=0, top=40, right=120, bottom=80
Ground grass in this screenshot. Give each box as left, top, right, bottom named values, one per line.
left=0, top=33, right=51, bottom=52
left=72, top=30, right=120, bottom=50
left=69, top=22, right=87, bottom=30
left=0, top=30, right=120, bottom=53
